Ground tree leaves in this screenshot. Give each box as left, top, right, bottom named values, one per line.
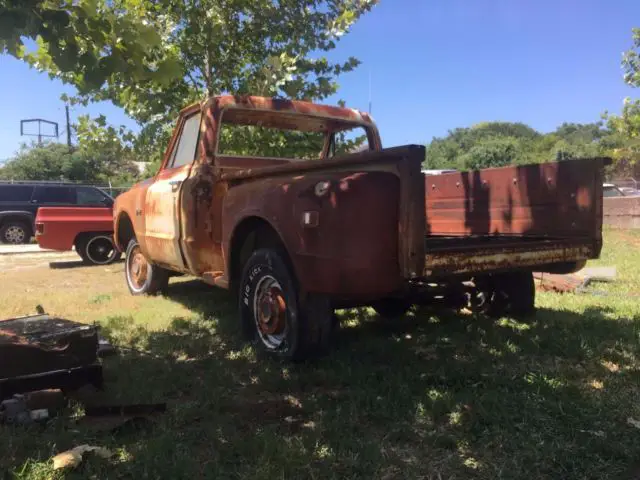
left=623, top=27, right=640, bottom=88
left=0, top=0, right=178, bottom=91
left=424, top=121, right=615, bottom=172
left=2, top=0, right=377, bottom=163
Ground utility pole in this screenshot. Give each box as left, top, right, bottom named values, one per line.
left=368, top=69, right=372, bottom=115
left=65, top=105, right=72, bottom=149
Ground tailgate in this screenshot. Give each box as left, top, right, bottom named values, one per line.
left=423, top=157, right=609, bottom=276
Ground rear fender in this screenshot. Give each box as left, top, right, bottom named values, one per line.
left=0, top=211, right=34, bottom=229
left=223, top=170, right=404, bottom=298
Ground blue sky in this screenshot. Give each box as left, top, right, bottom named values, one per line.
left=0, top=0, right=638, bottom=160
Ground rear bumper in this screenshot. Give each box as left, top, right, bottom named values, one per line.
left=421, top=236, right=598, bottom=278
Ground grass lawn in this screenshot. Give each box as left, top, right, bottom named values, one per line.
left=1, top=228, right=639, bottom=479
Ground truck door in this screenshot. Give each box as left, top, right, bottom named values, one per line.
left=144, top=111, right=202, bottom=269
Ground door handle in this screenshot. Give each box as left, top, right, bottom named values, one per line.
left=169, top=180, right=182, bottom=192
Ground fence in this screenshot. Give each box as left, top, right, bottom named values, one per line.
left=603, top=196, right=640, bottom=229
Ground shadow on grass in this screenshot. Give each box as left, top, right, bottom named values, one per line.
left=49, top=259, right=125, bottom=270
left=4, top=280, right=640, bottom=479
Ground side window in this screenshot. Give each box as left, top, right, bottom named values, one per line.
left=77, top=187, right=112, bottom=206
left=33, top=186, right=76, bottom=204
left=0, top=186, right=34, bottom=202
left=330, top=126, right=370, bottom=157
left=169, top=113, right=202, bottom=168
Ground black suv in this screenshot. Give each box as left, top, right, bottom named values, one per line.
left=0, top=182, right=114, bottom=244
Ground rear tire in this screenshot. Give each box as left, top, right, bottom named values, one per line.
left=371, top=297, right=412, bottom=320
left=1, top=221, right=31, bottom=244
left=473, top=272, right=536, bottom=318
left=124, top=239, right=169, bottom=295
left=238, top=248, right=332, bottom=361
left=77, top=234, right=121, bottom=265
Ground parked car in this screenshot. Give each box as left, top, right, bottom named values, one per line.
left=35, top=206, right=120, bottom=265
left=113, top=95, right=607, bottom=361
left=421, top=169, right=457, bottom=175
left=0, top=182, right=113, bottom=244
left=603, top=183, right=640, bottom=198
left=619, top=186, right=640, bottom=197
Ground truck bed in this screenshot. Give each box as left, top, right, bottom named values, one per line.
left=421, top=158, right=608, bottom=277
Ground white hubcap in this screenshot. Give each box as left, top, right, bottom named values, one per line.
left=4, top=226, right=25, bottom=243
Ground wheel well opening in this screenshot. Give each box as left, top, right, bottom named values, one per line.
left=116, top=213, right=135, bottom=250
left=0, top=216, right=33, bottom=234
left=74, top=232, right=115, bottom=249
left=229, top=217, right=291, bottom=294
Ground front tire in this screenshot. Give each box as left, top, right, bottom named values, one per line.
left=1, top=221, right=31, bottom=244
left=238, top=248, right=332, bottom=361
left=124, top=239, right=169, bottom=295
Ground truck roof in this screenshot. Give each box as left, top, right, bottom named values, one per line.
left=194, top=95, right=376, bottom=133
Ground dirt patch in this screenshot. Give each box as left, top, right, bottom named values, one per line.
left=616, top=229, right=640, bottom=247
left=217, top=393, right=314, bottom=433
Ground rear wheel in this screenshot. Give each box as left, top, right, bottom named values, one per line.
left=78, top=234, right=121, bottom=265
left=1, top=221, right=31, bottom=244
left=371, top=297, right=412, bottom=320
left=124, top=239, right=169, bottom=295
left=239, top=248, right=332, bottom=361
left=471, top=272, right=536, bottom=318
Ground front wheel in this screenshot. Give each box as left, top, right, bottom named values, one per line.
left=238, top=248, right=333, bottom=361
left=124, top=239, right=169, bottom=295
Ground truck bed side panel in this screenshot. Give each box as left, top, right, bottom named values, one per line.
left=221, top=146, right=426, bottom=298
left=35, top=207, right=114, bottom=251
left=423, top=158, right=607, bottom=276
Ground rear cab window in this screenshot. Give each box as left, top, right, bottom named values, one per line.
left=216, top=108, right=371, bottom=162
left=328, top=126, right=369, bottom=157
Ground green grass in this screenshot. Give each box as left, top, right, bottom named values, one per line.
left=1, top=228, right=640, bottom=479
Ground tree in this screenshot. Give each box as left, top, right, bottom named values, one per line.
left=623, top=27, right=640, bottom=89
left=458, top=137, right=522, bottom=170
left=0, top=143, right=76, bottom=181
left=74, top=115, right=142, bottom=185
left=603, top=27, right=640, bottom=176
left=424, top=122, right=541, bottom=170
left=4, top=0, right=377, bottom=161
left=0, top=116, right=141, bottom=185
left=424, top=121, right=616, bottom=172
left=0, top=0, right=177, bottom=92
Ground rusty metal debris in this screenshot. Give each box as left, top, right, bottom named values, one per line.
left=534, top=266, right=617, bottom=293
left=0, top=312, right=103, bottom=399
left=52, top=445, right=113, bottom=470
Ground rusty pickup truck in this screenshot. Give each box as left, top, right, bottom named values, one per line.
left=113, top=95, right=607, bottom=360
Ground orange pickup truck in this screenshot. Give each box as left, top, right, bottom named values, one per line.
left=113, top=95, right=608, bottom=360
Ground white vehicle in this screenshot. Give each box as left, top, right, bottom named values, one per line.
left=421, top=169, right=457, bottom=176
left=603, top=183, right=640, bottom=198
